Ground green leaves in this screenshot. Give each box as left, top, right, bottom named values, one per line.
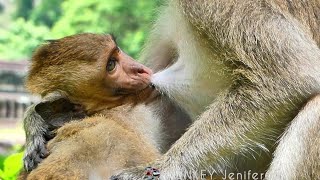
left=0, top=18, right=50, bottom=60
left=50, top=0, right=160, bottom=59
left=0, top=152, right=23, bottom=180
left=0, top=0, right=162, bottom=61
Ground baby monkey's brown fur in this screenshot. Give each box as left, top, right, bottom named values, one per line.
left=21, top=33, right=160, bottom=179
left=26, top=106, right=160, bottom=180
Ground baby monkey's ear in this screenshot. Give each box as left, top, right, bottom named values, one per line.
left=23, top=91, right=86, bottom=172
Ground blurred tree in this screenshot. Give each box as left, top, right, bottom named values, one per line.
left=14, top=0, right=33, bottom=20
left=30, top=0, right=63, bottom=27
left=51, top=0, right=162, bottom=59
left=0, top=0, right=162, bottom=61
left=0, top=18, right=50, bottom=60
left=0, top=3, right=4, bottom=14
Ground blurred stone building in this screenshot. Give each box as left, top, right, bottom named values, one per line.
left=0, top=60, right=38, bottom=125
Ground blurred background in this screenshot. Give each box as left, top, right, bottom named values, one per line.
left=0, top=0, right=161, bottom=179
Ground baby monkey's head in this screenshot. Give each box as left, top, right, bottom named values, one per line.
left=26, top=33, right=155, bottom=113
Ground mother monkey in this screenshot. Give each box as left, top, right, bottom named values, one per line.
left=113, top=0, right=320, bottom=179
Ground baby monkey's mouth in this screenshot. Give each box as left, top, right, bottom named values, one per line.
left=114, top=84, right=155, bottom=96
left=114, top=84, right=159, bottom=104
left=114, top=88, right=132, bottom=96
left=136, top=84, right=160, bottom=104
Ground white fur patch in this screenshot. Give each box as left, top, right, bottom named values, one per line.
left=151, top=4, right=232, bottom=119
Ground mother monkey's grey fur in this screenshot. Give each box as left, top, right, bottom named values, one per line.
left=113, top=0, right=320, bottom=179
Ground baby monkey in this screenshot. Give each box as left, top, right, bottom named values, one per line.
left=21, top=33, right=160, bottom=179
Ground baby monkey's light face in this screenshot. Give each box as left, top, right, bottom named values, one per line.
left=27, top=33, right=156, bottom=113
left=72, top=34, right=156, bottom=110
left=103, top=36, right=153, bottom=96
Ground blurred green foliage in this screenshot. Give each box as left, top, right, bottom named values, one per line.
left=0, top=0, right=162, bottom=61
left=30, top=0, right=63, bottom=27
left=0, top=152, right=23, bottom=180
left=0, top=145, right=23, bottom=180
left=0, top=18, right=50, bottom=60
left=14, top=0, right=33, bottom=20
